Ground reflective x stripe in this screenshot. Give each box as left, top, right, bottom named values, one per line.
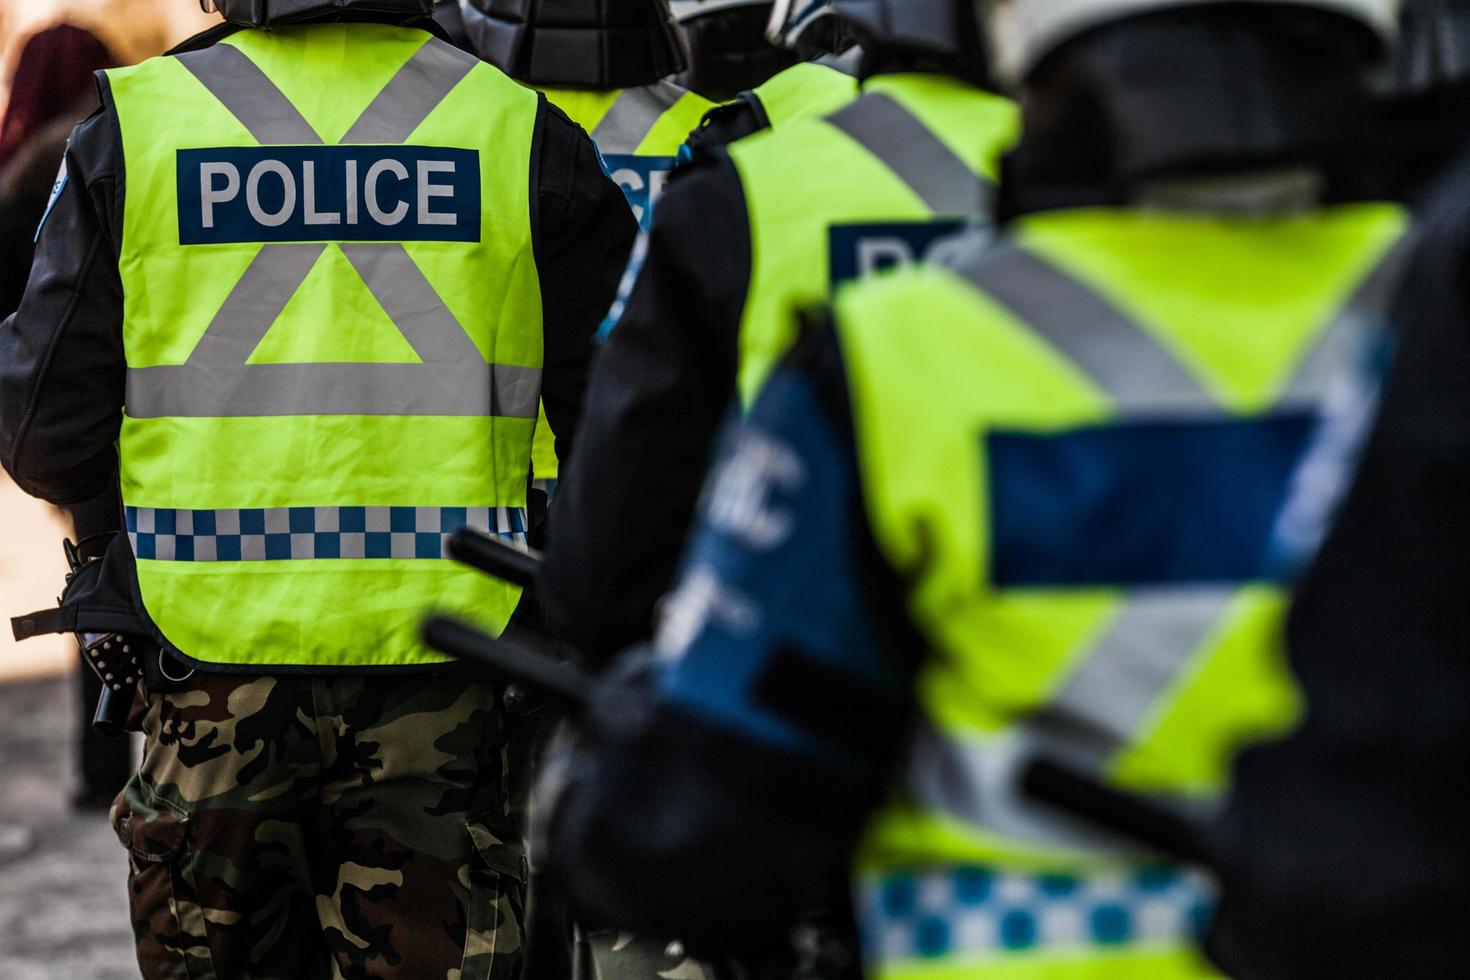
left=904, top=591, right=1232, bottom=855
left=340, top=39, right=479, bottom=144
left=960, top=247, right=1213, bottom=415
left=823, top=93, right=986, bottom=216
left=147, top=38, right=540, bottom=420
left=590, top=81, right=683, bottom=154
left=1278, top=231, right=1414, bottom=407
left=907, top=236, right=1410, bottom=854
left=177, top=44, right=322, bottom=145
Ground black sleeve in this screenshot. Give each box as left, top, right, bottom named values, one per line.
left=1217, top=180, right=1470, bottom=978
left=532, top=99, right=638, bottom=466
left=0, top=93, right=126, bottom=507
left=680, top=96, right=768, bottom=157
left=540, top=153, right=751, bottom=662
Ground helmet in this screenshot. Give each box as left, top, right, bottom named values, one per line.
left=1392, top=0, right=1470, bottom=91
left=670, top=0, right=802, bottom=100
left=669, top=0, right=769, bottom=21
left=985, top=0, right=1400, bottom=81
left=765, top=0, right=850, bottom=52
left=459, top=0, right=687, bottom=87
left=826, top=0, right=988, bottom=75
left=200, top=0, right=434, bottom=28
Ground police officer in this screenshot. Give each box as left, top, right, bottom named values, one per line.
left=0, top=0, right=635, bottom=975
left=540, top=0, right=1018, bottom=662
left=542, top=0, right=1409, bottom=976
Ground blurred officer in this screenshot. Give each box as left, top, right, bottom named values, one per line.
left=540, top=0, right=1018, bottom=662
left=0, top=0, right=635, bottom=975
left=671, top=0, right=801, bottom=101
left=1216, top=32, right=1470, bottom=978
left=543, top=0, right=1410, bottom=976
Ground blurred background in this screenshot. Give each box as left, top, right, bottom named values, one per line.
left=1, top=2, right=218, bottom=974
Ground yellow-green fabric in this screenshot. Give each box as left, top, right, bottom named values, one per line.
left=107, top=24, right=543, bottom=668
left=729, top=73, right=1018, bottom=405
left=831, top=203, right=1407, bottom=975
left=538, top=83, right=714, bottom=155
left=750, top=61, right=858, bottom=129
left=531, top=80, right=714, bottom=481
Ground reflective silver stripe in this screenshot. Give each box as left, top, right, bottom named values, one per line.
left=176, top=44, right=322, bottom=145
left=340, top=37, right=478, bottom=144
left=185, top=244, right=327, bottom=366
left=127, top=361, right=541, bottom=419
left=1032, top=589, right=1234, bottom=752
left=590, top=81, right=683, bottom=154
left=823, top=93, right=983, bottom=216
left=156, top=40, right=531, bottom=420
left=339, top=243, right=482, bottom=362
left=1279, top=232, right=1413, bottom=407
left=904, top=589, right=1232, bottom=855
left=960, top=246, right=1213, bottom=415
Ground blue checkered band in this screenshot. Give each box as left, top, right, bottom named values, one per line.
left=126, top=506, right=527, bottom=561
left=859, top=864, right=1214, bottom=963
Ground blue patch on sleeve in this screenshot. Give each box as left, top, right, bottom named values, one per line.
left=655, top=365, right=899, bottom=767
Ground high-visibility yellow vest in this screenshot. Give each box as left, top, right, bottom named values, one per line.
left=831, top=204, right=1409, bottom=977
left=729, top=72, right=1018, bottom=405
left=107, top=23, right=543, bottom=669
left=531, top=79, right=713, bottom=484
left=748, top=61, right=858, bottom=129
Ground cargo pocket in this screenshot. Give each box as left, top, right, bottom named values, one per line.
left=111, top=784, right=216, bottom=980
left=460, top=813, right=528, bottom=980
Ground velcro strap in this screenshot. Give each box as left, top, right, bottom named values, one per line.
left=12, top=606, right=74, bottom=641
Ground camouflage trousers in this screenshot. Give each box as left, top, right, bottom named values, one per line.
left=110, top=672, right=525, bottom=980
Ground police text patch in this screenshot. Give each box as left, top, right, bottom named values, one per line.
left=177, top=146, right=480, bottom=245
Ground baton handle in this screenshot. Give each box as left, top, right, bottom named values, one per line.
left=1021, top=757, right=1216, bottom=868
left=422, top=615, right=592, bottom=707
left=447, top=528, right=542, bottom=590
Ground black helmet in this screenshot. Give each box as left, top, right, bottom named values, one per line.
left=828, top=0, right=987, bottom=77
left=459, top=0, right=688, bottom=87
left=199, top=0, right=435, bottom=28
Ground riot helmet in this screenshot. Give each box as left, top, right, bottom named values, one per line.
left=824, top=0, right=990, bottom=82
left=669, top=0, right=799, bottom=98
left=982, top=0, right=1398, bottom=83
left=198, top=0, right=435, bottom=28
left=459, top=0, right=688, bottom=87
left=765, top=0, right=854, bottom=56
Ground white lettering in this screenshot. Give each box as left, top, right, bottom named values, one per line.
left=345, top=159, right=358, bottom=225
left=857, top=236, right=914, bottom=278
left=364, top=159, right=409, bottom=225
left=245, top=159, right=295, bottom=227
left=613, top=167, right=645, bottom=223
left=417, top=159, right=456, bottom=226
left=199, top=161, right=240, bottom=229
left=301, top=160, right=340, bottom=225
